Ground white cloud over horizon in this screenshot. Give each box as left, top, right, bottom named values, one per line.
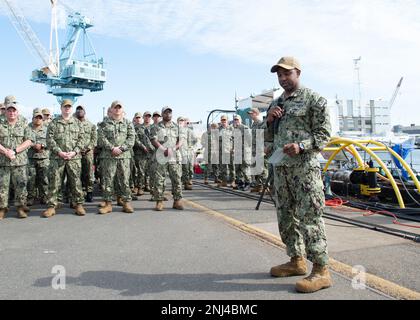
left=1, top=0, right=420, bottom=125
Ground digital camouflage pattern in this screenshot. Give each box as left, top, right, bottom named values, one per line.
left=27, top=123, right=49, bottom=202
left=251, top=119, right=268, bottom=187
left=149, top=121, right=183, bottom=201
left=133, top=123, right=154, bottom=191
left=97, top=117, right=135, bottom=202
left=79, top=119, right=97, bottom=193
left=46, top=116, right=85, bottom=207
left=180, top=126, right=197, bottom=184
left=232, top=123, right=252, bottom=184
left=265, top=86, right=331, bottom=266
left=218, top=125, right=235, bottom=183
left=0, top=120, right=33, bottom=208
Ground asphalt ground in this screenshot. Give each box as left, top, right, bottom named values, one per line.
left=186, top=182, right=420, bottom=296
left=0, top=186, right=394, bottom=300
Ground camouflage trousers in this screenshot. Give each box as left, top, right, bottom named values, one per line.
left=148, top=152, right=158, bottom=192
left=218, top=152, right=235, bottom=182
left=204, top=164, right=219, bottom=180
left=152, top=160, right=183, bottom=201
left=252, top=157, right=268, bottom=187
left=234, top=162, right=251, bottom=183
left=273, top=164, right=329, bottom=266
left=101, top=158, right=132, bottom=202
left=47, top=159, right=84, bottom=208
left=0, top=166, right=27, bottom=209
left=81, top=152, right=95, bottom=193
left=181, top=162, right=194, bottom=184
left=133, top=154, right=149, bottom=189
left=27, top=158, right=49, bottom=202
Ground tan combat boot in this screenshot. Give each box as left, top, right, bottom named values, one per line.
left=74, top=204, right=86, bottom=216
left=221, top=181, right=228, bottom=187
left=98, top=201, right=107, bottom=208
left=270, top=257, right=308, bottom=277
left=184, top=184, right=193, bottom=191
left=295, top=264, right=332, bottom=293
left=42, top=207, right=56, bottom=218
left=188, top=180, right=193, bottom=186
left=204, top=178, right=209, bottom=185
left=155, top=201, right=164, bottom=211
left=122, top=202, right=134, bottom=214
left=117, top=197, right=124, bottom=207
left=98, top=202, right=112, bottom=215
left=173, top=200, right=184, bottom=210
left=137, top=189, right=144, bottom=196
left=17, top=206, right=28, bottom=219
left=0, top=208, right=6, bottom=220
left=231, top=181, right=237, bottom=189
left=132, top=187, right=138, bottom=195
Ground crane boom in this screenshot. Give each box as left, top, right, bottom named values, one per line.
left=389, top=77, right=404, bottom=110
left=2, top=0, right=58, bottom=75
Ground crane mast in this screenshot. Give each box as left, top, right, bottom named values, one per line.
left=2, top=0, right=106, bottom=103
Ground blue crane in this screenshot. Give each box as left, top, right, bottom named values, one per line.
left=3, top=0, right=106, bottom=104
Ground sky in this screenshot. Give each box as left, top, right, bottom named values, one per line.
left=0, top=0, right=419, bottom=128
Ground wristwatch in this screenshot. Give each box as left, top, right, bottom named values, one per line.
left=298, top=143, right=305, bottom=154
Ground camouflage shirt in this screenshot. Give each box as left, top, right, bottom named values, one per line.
left=0, top=120, right=33, bottom=166
left=28, top=123, right=49, bottom=160
left=149, top=121, right=181, bottom=160
left=47, top=116, right=85, bottom=160
left=219, top=125, right=234, bottom=154
left=134, top=124, right=154, bottom=155
left=79, top=119, right=97, bottom=152
left=264, top=86, right=331, bottom=167
left=97, top=117, right=135, bottom=159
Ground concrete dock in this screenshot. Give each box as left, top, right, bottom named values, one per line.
left=0, top=182, right=419, bottom=300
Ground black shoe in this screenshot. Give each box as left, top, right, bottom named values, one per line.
left=86, top=192, right=93, bottom=203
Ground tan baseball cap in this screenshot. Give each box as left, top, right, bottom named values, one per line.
left=220, top=114, right=228, bottom=120
left=177, top=116, right=185, bottom=122
left=210, top=123, right=218, bottom=129
left=42, top=108, right=52, bottom=115
left=0, top=103, right=5, bottom=110
left=111, top=100, right=123, bottom=109
left=76, top=105, right=85, bottom=111
left=162, top=106, right=172, bottom=114
left=233, top=114, right=242, bottom=120
left=4, top=95, right=17, bottom=106
left=61, top=99, right=73, bottom=108
left=143, top=111, right=152, bottom=117
left=271, top=56, right=301, bottom=73
left=247, top=107, right=260, bottom=115
left=153, top=111, right=161, bottom=117
left=33, top=110, right=43, bottom=118
left=134, top=112, right=142, bottom=118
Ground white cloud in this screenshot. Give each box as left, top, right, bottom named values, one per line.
left=1, top=0, right=420, bottom=125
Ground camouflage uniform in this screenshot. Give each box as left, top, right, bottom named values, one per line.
left=265, top=86, right=331, bottom=266
left=201, top=129, right=219, bottom=181
left=232, top=122, right=252, bottom=186
left=46, top=116, right=85, bottom=208
left=97, top=117, right=135, bottom=202
left=150, top=121, right=183, bottom=201
left=251, top=119, right=268, bottom=188
left=79, top=119, right=97, bottom=195
left=218, top=125, right=235, bottom=183
left=133, top=123, right=154, bottom=192
left=27, top=122, right=49, bottom=203
left=0, top=120, right=33, bottom=209
left=180, top=126, right=197, bottom=184
left=142, top=123, right=155, bottom=190
left=147, top=123, right=159, bottom=196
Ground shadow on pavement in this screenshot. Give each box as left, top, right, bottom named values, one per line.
left=33, top=271, right=296, bottom=297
